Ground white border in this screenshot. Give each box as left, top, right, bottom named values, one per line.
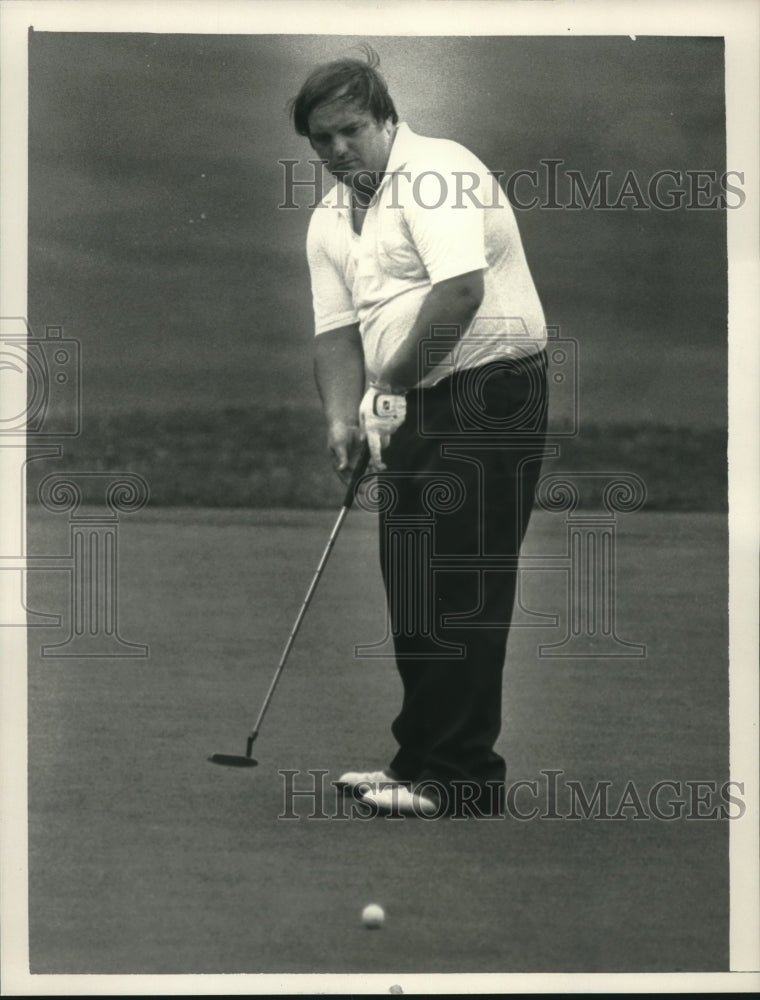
left=726, top=0, right=760, bottom=975
left=1, top=0, right=758, bottom=994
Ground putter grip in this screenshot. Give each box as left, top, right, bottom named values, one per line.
left=341, top=441, right=371, bottom=510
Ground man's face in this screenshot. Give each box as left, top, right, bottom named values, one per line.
left=307, top=96, right=395, bottom=195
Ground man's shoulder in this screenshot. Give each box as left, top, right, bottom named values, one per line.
left=307, top=185, right=349, bottom=238
left=399, top=126, right=486, bottom=172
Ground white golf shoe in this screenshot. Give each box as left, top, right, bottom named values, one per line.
left=359, top=783, right=441, bottom=818
left=334, top=769, right=404, bottom=795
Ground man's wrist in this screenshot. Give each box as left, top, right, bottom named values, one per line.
left=328, top=417, right=360, bottom=430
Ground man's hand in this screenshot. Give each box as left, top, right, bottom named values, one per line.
left=327, top=420, right=364, bottom=484
left=359, top=386, right=407, bottom=471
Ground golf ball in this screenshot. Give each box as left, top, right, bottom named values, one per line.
left=362, top=903, right=385, bottom=929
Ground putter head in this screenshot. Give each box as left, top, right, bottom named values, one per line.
left=208, top=753, right=258, bottom=768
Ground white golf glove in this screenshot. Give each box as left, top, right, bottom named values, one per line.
left=359, top=384, right=407, bottom=470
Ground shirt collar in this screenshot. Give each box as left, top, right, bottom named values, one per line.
left=383, top=121, right=415, bottom=178
left=321, top=122, right=416, bottom=211
left=322, top=180, right=352, bottom=212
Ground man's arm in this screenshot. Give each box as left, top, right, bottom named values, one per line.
left=314, top=324, right=366, bottom=479
left=374, top=269, right=485, bottom=392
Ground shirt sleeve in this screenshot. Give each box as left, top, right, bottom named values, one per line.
left=403, top=159, right=489, bottom=285
left=306, top=210, right=359, bottom=335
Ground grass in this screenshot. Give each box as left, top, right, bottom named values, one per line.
left=26, top=509, right=729, bottom=974
left=26, top=405, right=727, bottom=511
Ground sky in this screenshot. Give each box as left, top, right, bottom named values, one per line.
left=27, top=32, right=728, bottom=425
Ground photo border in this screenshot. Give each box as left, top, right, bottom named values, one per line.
left=1, top=0, right=758, bottom=994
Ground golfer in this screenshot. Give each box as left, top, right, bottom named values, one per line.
left=291, top=50, right=548, bottom=817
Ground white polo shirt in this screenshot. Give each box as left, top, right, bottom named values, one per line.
left=306, top=123, right=547, bottom=389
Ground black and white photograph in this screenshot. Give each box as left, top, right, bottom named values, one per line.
left=1, top=0, right=758, bottom=994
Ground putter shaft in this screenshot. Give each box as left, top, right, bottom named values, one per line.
left=210, top=443, right=370, bottom=767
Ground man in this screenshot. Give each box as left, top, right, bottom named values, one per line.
left=291, top=50, right=548, bottom=817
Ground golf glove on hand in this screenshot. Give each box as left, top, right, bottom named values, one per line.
left=359, top=385, right=407, bottom=470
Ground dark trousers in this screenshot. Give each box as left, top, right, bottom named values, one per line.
left=377, top=352, right=548, bottom=808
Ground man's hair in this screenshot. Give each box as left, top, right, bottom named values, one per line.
left=290, top=46, right=398, bottom=137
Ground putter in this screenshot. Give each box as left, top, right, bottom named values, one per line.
left=209, top=442, right=370, bottom=768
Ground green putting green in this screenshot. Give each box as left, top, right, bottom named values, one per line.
left=26, top=508, right=729, bottom=974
